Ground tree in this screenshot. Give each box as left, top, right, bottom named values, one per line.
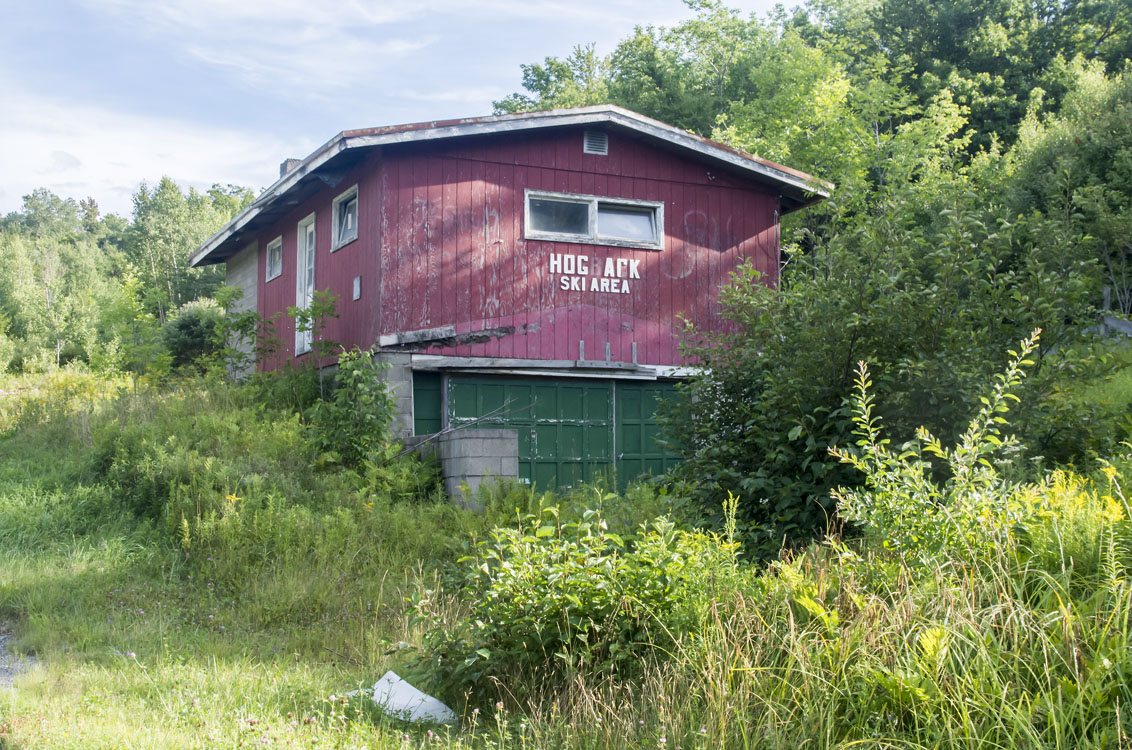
left=1008, top=61, right=1132, bottom=313
left=493, top=44, right=610, bottom=114
left=125, top=177, right=251, bottom=323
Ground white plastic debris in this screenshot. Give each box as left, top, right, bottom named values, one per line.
left=369, top=670, right=457, bottom=725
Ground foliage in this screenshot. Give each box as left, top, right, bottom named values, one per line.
left=287, top=288, right=340, bottom=398
left=665, top=169, right=1097, bottom=552
left=1, top=366, right=1132, bottom=747
left=830, top=331, right=1038, bottom=564
left=212, top=285, right=281, bottom=376
left=0, top=180, right=245, bottom=376
left=100, top=275, right=172, bottom=388
left=162, top=298, right=223, bottom=371
left=493, top=44, right=610, bottom=114
left=286, top=288, right=340, bottom=364
left=0, top=193, right=123, bottom=370
left=307, top=347, right=395, bottom=469
left=1010, top=61, right=1132, bottom=314
left=125, top=178, right=250, bottom=323
left=412, top=501, right=742, bottom=699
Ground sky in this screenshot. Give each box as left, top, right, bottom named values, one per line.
left=0, top=0, right=783, bottom=219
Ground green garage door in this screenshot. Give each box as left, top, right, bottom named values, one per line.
left=615, top=380, right=683, bottom=487
left=412, top=373, right=681, bottom=491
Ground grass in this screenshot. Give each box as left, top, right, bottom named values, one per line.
left=1, top=370, right=1131, bottom=748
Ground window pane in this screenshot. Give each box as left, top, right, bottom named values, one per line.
left=267, top=243, right=282, bottom=277
left=530, top=198, right=589, bottom=236
left=338, top=197, right=358, bottom=243
left=597, top=204, right=655, bottom=242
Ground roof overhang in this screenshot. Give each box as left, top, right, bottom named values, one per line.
left=190, top=105, right=833, bottom=267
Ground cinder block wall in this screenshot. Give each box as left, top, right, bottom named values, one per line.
left=224, top=242, right=258, bottom=377
left=434, top=429, right=519, bottom=502
left=375, top=352, right=414, bottom=439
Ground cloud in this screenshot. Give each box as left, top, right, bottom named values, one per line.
left=78, top=0, right=443, bottom=91
left=0, top=83, right=309, bottom=217
left=73, top=0, right=700, bottom=93
left=44, top=151, right=83, bottom=174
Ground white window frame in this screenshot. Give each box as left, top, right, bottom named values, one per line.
left=331, top=185, right=359, bottom=251
left=523, top=189, right=664, bottom=250
left=295, top=213, right=316, bottom=355
left=265, top=236, right=283, bottom=282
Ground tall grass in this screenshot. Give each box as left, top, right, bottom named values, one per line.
left=1, top=369, right=1131, bottom=748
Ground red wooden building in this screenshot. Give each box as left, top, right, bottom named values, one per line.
left=190, top=105, right=829, bottom=492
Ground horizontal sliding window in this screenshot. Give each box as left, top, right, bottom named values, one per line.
left=524, top=190, right=663, bottom=250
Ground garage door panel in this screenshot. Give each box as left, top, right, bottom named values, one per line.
left=618, top=424, right=643, bottom=454
left=614, top=381, right=682, bottom=491
left=447, top=376, right=612, bottom=490
left=532, top=385, right=557, bottom=419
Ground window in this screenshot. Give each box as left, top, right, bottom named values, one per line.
left=331, top=185, right=358, bottom=250
left=265, top=236, right=283, bottom=281
left=524, top=190, right=663, bottom=250
left=295, top=213, right=316, bottom=355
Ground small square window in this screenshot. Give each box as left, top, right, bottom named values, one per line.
left=265, top=236, right=283, bottom=281
left=331, top=185, right=358, bottom=251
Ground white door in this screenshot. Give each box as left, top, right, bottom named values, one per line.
left=296, top=214, right=316, bottom=354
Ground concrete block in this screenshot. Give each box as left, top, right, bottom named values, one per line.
left=433, top=428, right=518, bottom=505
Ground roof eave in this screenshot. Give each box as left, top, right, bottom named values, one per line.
left=190, top=105, right=831, bottom=267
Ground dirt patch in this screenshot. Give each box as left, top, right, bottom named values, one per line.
left=0, top=625, right=36, bottom=688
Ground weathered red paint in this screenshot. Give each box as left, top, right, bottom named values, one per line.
left=253, top=127, right=780, bottom=370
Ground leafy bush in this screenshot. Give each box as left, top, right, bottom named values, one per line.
left=412, top=501, right=743, bottom=698
left=162, top=299, right=223, bottom=370
left=86, top=382, right=319, bottom=522
left=666, top=151, right=1100, bottom=555
left=307, top=348, right=394, bottom=468
left=830, top=331, right=1040, bottom=565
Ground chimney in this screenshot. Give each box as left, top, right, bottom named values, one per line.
left=279, top=158, right=302, bottom=178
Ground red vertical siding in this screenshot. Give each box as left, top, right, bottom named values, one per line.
left=251, top=128, right=781, bottom=370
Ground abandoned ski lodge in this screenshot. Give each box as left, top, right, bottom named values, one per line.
left=189, top=105, right=830, bottom=495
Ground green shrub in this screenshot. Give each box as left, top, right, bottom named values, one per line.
left=412, top=501, right=743, bottom=699
left=247, top=362, right=321, bottom=415
left=362, top=446, right=443, bottom=504
left=307, top=348, right=393, bottom=468
left=162, top=299, right=223, bottom=371
left=831, top=331, right=1039, bottom=565
left=85, top=382, right=318, bottom=522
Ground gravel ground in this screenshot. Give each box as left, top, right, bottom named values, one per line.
left=0, top=626, right=36, bottom=688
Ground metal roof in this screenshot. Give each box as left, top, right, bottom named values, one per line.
left=190, top=105, right=833, bottom=267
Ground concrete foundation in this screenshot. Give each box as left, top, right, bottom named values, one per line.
left=409, top=429, right=519, bottom=504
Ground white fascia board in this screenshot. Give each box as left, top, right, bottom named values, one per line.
left=653, top=365, right=702, bottom=378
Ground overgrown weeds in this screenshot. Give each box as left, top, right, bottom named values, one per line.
left=2, top=344, right=1132, bottom=748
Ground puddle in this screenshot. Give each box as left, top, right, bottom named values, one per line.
left=0, top=627, right=36, bottom=688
